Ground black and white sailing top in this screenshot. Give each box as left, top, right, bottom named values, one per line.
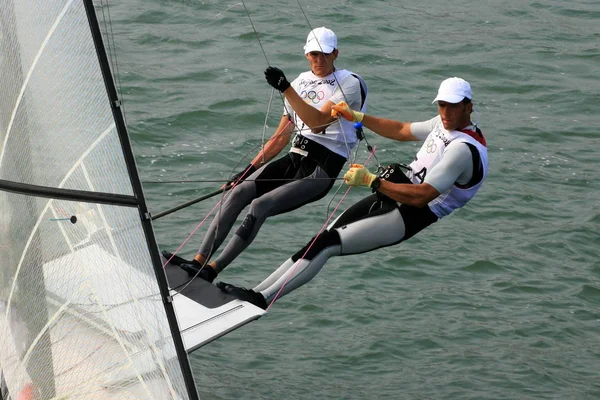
left=284, top=69, right=368, bottom=159
left=408, top=115, right=488, bottom=218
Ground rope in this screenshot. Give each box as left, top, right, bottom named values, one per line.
left=164, top=121, right=293, bottom=291
left=161, top=1, right=385, bottom=289
left=162, top=174, right=249, bottom=294
left=266, top=146, right=377, bottom=311
left=99, top=0, right=128, bottom=126
left=145, top=177, right=345, bottom=184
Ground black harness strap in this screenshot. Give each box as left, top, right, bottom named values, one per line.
left=291, top=135, right=346, bottom=177
left=455, top=143, right=484, bottom=188
left=350, top=73, right=367, bottom=110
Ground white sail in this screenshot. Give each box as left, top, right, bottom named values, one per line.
left=0, top=1, right=197, bottom=398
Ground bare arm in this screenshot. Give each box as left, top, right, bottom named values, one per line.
left=282, top=86, right=336, bottom=130
left=376, top=180, right=440, bottom=208
left=361, top=114, right=419, bottom=142
left=250, top=115, right=294, bottom=167
left=372, top=138, right=472, bottom=207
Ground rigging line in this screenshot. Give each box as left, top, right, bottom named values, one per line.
left=261, top=89, right=275, bottom=165
left=99, top=0, right=128, bottom=125
left=163, top=174, right=251, bottom=295
left=294, top=0, right=352, bottom=134
left=323, top=137, right=376, bottom=225
left=324, top=132, right=362, bottom=218
left=99, top=2, right=114, bottom=68
left=163, top=120, right=293, bottom=289
left=266, top=146, right=377, bottom=311
left=151, top=187, right=229, bottom=221
left=207, top=117, right=293, bottom=272
left=240, top=0, right=269, bottom=66
left=294, top=0, right=352, bottom=105
left=320, top=119, right=361, bottom=221
left=214, top=3, right=242, bottom=19
left=238, top=0, right=295, bottom=124
left=214, top=1, right=295, bottom=170
left=145, top=177, right=345, bottom=184
left=294, top=0, right=379, bottom=171
left=155, top=119, right=294, bottom=222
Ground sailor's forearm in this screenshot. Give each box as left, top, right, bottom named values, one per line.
left=283, top=87, right=332, bottom=128
left=362, top=115, right=416, bottom=141
left=376, top=180, right=439, bottom=208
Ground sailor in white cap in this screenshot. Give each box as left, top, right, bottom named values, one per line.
left=217, top=77, right=489, bottom=310
left=164, top=27, right=368, bottom=289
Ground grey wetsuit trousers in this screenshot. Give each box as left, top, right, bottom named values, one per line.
left=254, top=194, right=438, bottom=303
left=198, top=152, right=342, bottom=271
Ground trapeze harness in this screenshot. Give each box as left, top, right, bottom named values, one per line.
left=253, top=127, right=487, bottom=303
left=196, top=72, right=368, bottom=272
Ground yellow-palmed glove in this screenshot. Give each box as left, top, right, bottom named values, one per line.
left=343, top=164, right=377, bottom=188
left=331, top=101, right=364, bottom=122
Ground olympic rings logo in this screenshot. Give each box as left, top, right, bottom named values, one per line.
left=300, top=90, right=325, bottom=104
left=426, top=139, right=437, bottom=154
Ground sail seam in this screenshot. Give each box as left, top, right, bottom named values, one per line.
left=4, top=122, right=133, bottom=318
left=0, top=0, right=76, bottom=169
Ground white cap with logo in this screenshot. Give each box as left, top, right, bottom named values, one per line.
left=304, top=27, right=337, bottom=54
left=432, top=77, right=472, bottom=104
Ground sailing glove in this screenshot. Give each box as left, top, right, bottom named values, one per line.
left=343, top=164, right=377, bottom=187
left=227, top=163, right=256, bottom=186
left=331, top=101, right=364, bottom=122
left=264, top=67, right=291, bottom=92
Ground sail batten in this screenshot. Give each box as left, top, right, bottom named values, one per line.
left=1, top=1, right=197, bottom=398
left=1, top=1, right=270, bottom=398
left=0, top=0, right=75, bottom=170
left=0, top=179, right=137, bottom=205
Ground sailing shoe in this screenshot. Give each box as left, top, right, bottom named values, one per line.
left=179, top=261, right=218, bottom=283
left=161, top=250, right=192, bottom=266
left=217, top=281, right=268, bottom=310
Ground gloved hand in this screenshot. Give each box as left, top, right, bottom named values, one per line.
left=264, top=66, right=291, bottom=92
left=343, top=164, right=377, bottom=187
left=331, top=101, right=364, bottom=122
left=227, top=164, right=256, bottom=187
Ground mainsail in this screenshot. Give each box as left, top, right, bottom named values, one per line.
left=0, top=1, right=263, bottom=399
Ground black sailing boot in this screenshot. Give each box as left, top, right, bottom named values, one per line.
left=179, top=260, right=218, bottom=283
left=216, top=281, right=268, bottom=310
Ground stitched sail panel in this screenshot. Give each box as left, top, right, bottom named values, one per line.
left=0, top=1, right=193, bottom=398
left=0, top=0, right=132, bottom=195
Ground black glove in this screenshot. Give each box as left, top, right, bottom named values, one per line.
left=264, top=66, right=291, bottom=92
left=227, top=164, right=256, bottom=186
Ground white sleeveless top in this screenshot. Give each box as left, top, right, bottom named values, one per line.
left=284, top=69, right=367, bottom=159
left=408, top=118, right=488, bottom=218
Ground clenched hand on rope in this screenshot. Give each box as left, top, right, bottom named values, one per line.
left=343, top=164, right=377, bottom=187
left=331, top=101, right=364, bottom=123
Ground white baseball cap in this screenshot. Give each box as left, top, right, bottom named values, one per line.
left=432, top=77, right=472, bottom=104
left=304, top=27, right=337, bottom=54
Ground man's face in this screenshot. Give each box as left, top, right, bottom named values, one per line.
left=306, top=50, right=337, bottom=77
left=437, top=100, right=472, bottom=130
